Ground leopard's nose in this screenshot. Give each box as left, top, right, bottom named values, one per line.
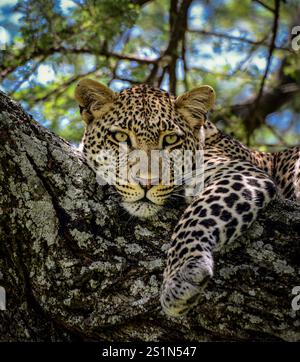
left=142, top=183, right=152, bottom=191
left=133, top=175, right=160, bottom=190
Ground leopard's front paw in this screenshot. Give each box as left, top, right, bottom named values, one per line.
left=160, top=256, right=213, bottom=317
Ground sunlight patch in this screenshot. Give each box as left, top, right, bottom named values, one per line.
left=36, top=64, right=56, bottom=84
left=60, top=0, right=76, bottom=15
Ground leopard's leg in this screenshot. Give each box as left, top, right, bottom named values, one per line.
left=160, top=161, right=277, bottom=316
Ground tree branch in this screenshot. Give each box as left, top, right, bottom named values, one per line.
left=248, top=0, right=281, bottom=140
left=188, top=29, right=290, bottom=52
left=0, top=47, right=157, bottom=81
left=253, top=0, right=275, bottom=13
left=28, top=68, right=98, bottom=105
left=146, top=0, right=192, bottom=91
left=214, top=4, right=300, bottom=144
left=0, top=91, right=300, bottom=341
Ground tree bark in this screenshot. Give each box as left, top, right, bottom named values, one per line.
left=0, top=91, right=299, bottom=342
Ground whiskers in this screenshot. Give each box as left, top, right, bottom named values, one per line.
left=165, top=193, right=186, bottom=210
left=170, top=193, right=186, bottom=198
left=123, top=210, right=137, bottom=227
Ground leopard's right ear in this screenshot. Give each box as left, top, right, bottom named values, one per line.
left=75, top=79, right=116, bottom=124
left=175, top=85, right=215, bottom=129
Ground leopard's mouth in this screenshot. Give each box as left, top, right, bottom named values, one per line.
left=121, top=200, right=163, bottom=218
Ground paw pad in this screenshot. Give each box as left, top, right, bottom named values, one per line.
left=161, top=257, right=213, bottom=316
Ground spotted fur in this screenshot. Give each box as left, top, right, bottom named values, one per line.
left=75, top=79, right=300, bottom=316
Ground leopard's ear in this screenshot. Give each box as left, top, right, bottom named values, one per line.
left=75, top=79, right=116, bottom=124
left=175, top=85, right=215, bottom=129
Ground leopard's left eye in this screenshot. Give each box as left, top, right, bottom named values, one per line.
left=114, top=131, right=129, bottom=143
left=164, top=134, right=179, bottom=145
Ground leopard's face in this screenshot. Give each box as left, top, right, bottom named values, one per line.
left=75, top=80, right=215, bottom=218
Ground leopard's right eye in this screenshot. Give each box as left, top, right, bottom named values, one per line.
left=114, top=131, right=129, bottom=143
left=164, top=134, right=179, bottom=145
left=108, top=130, right=131, bottom=147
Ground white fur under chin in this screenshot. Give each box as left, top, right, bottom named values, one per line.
left=122, top=201, right=162, bottom=218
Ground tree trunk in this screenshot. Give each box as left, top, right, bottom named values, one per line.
left=0, top=91, right=299, bottom=342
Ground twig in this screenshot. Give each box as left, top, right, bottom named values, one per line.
left=229, top=38, right=267, bottom=76
left=56, top=46, right=158, bottom=64
left=189, top=66, right=253, bottom=80
left=181, top=34, right=189, bottom=91
left=247, top=0, right=281, bottom=143
left=8, top=55, right=48, bottom=96
left=188, top=29, right=290, bottom=52
left=265, top=123, right=290, bottom=147
left=29, top=68, right=98, bottom=105
left=168, top=0, right=179, bottom=95
left=1, top=46, right=158, bottom=82
left=108, top=30, right=133, bottom=87
left=115, top=77, right=143, bottom=85
left=146, top=0, right=192, bottom=90
left=253, top=0, right=275, bottom=13
left=157, top=67, right=167, bottom=88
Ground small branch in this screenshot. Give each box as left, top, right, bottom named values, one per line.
left=190, top=66, right=253, bottom=80
left=157, top=66, right=167, bottom=88
left=0, top=47, right=158, bottom=82
left=188, top=29, right=290, bottom=52
left=8, top=55, right=48, bottom=96
left=146, top=63, right=160, bottom=84
left=247, top=0, right=281, bottom=142
left=256, top=0, right=281, bottom=100
left=115, top=77, right=143, bottom=85
left=108, top=30, right=133, bottom=87
left=181, top=35, right=189, bottom=91
left=265, top=123, right=290, bottom=147
left=57, top=46, right=158, bottom=65
left=253, top=0, right=275, bottom=13
left=0, top=66, right=17, bottom=79
left=168, top=0, right=179, bottom=95
left=228, top=38, right=267, bottom=77
left=29, top=68, right=98, bottom=105
left=130, top=0, right=153, bottom=5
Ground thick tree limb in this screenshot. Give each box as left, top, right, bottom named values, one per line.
left=146, top=0, right=192, bottom=91
left=0, top=92, right=300, bottom=341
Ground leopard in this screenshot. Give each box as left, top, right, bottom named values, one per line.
left=75, top=78, right=300, bottom=317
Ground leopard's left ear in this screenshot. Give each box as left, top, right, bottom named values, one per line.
left=175, top=85, right=215, bottom=128
left=75, top=78, right=116, bottom=124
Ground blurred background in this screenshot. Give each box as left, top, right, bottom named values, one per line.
left=0, top=0, right=299, bottom=148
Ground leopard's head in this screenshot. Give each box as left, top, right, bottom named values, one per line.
left=75, top=79, right=215, bottom=218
